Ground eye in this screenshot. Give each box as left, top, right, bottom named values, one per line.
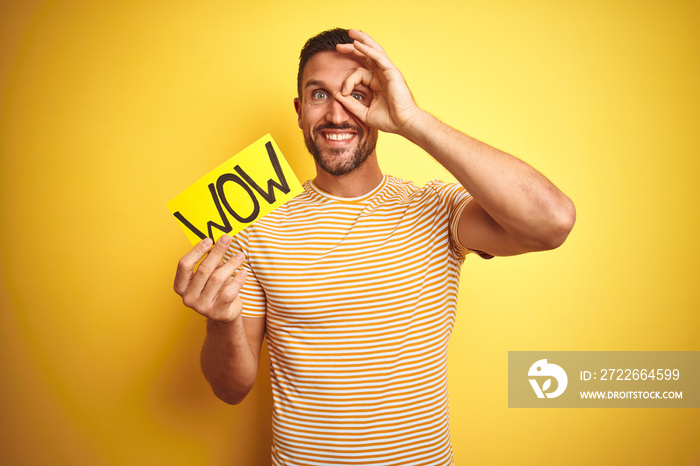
left=312, top=90, right=328, bottom=100
left=351, top=93, right=364, bottom=101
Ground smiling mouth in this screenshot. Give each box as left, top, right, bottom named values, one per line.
left=315, top=123, right=362, bottom=143
left=323, top=133, right=354, bottom=141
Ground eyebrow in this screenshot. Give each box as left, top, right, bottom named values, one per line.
left=304, top=79, right=371, bottom=93
left=304, top=79, right=326, bottom=89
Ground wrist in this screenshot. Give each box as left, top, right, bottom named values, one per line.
left=206, top=314, right=243, bottom=333
left=398, top=108, right=433, bottom=145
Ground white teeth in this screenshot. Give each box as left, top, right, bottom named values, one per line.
left=324, top=133, right=353, bottom=141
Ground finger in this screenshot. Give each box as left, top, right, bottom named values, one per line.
left=217, top=267, right=248, bottom=307
left=174, top=237, right=213, bottom=295
left=351, top=39, right=395, bottom=71
left=188, top=234, right=233, bottom=295
left=341, top=67, right=374, bottom=95
left=335, top=41, right=383, bottom=72
left=336, top=42, right=365, bottom=59
left=200, top=250, right=246, bottom=304
left=348, top=29, right=385, bottom=53
left=334, top=91, right=369, bottom=123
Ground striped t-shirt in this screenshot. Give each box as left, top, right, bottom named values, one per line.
left=228, top=174, right=473, bottom=466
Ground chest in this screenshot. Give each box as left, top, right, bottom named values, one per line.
left=248, top=200, right=457, bottom=317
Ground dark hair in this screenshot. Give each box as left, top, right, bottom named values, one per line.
left=297, top=28, right=353, bottom=98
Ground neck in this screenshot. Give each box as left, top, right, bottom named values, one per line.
left=313, top=153, right=384, bottom=198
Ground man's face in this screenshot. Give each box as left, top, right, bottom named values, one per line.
left=295, top=51, right=378, bottom=177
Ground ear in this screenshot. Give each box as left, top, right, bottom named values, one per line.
left=293, top=97, right=302, bottom=129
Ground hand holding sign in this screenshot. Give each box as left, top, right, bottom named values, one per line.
left=174, top=235, right=247, bottom=323
left=170, top=134, right=302, bottom=322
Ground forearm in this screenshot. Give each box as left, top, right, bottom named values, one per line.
left=200, top=316, right=258, bottom=405
left=402, top=110, right=575, bottom=250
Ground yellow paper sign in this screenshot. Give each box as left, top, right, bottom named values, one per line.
left=168, top=134, right=303, bottom=245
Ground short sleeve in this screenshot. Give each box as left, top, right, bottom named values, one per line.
left=426, top=180, right=493, bottom=261
left=224, top=230, right=267, bottom=318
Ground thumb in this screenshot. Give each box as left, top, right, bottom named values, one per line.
left=334, top=92, right=369, bottom=123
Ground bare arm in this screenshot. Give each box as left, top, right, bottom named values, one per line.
left=335, top=29, right=575, bottom=256
left=174, top=235, right=266, bottom=404
left=401, top=112, right=576, bottom=255
left=201, top=315, right=265, bottom=405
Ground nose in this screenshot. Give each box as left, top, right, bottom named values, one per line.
left=327, top=96, right=351, bottom=125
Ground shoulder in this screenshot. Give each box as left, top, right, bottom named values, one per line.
left=261, top=180, right=325, bottom=216
left=383, top=176, right=469, bottom=204
left=422, top=179, right=472, bottom=205
left=237, top=181, right=326, bottom=237
left=380, top=175, right=422, bottom=200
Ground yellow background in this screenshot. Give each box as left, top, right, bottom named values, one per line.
left=1, top=0, right=698, bottom=465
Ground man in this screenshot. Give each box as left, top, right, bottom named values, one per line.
left=174, top=28, right=575, bottom=465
